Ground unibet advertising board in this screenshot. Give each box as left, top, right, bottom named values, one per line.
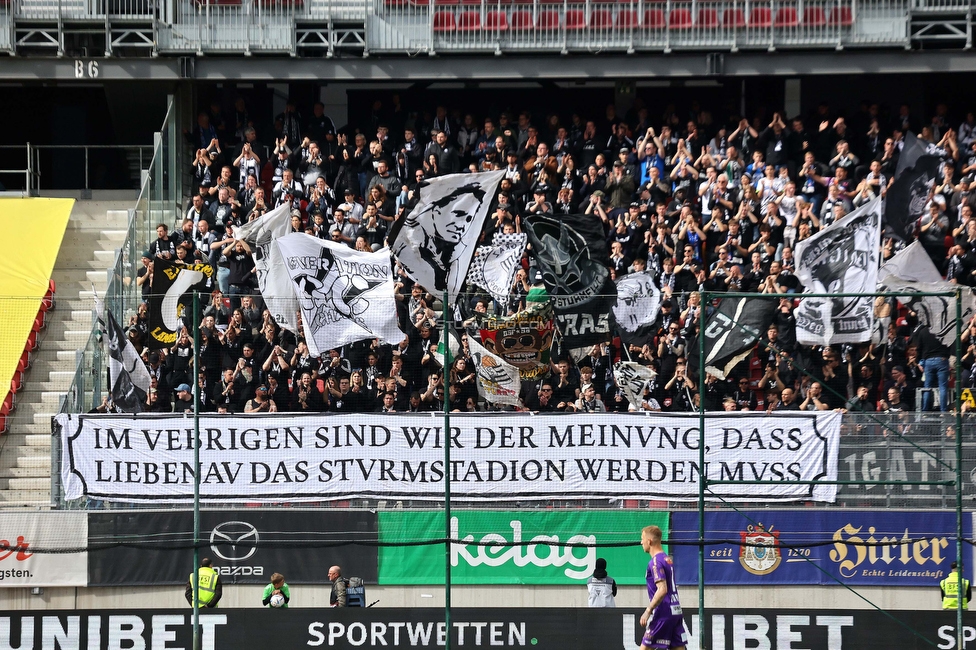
left=378, top=510, right=667, bottom=585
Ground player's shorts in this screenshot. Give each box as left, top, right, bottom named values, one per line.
left=642, top=615, right=688, bottom=649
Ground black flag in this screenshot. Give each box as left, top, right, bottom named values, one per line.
left=147, top=259, right=214, bottom=349
left=688, top=296, right=777, bottom=380
left=524, top=214, right=616, bottom=357
left=885, top=133, right=943, bottom=241
left=106, top=309, right=151, bottom=413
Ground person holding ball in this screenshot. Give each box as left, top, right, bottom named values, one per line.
left=263, top=573, right=291, bottom=608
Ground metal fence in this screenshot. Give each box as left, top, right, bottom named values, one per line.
left=0, top=144, right=153, bottom=195
left=3, top=0, right=962, bottom=54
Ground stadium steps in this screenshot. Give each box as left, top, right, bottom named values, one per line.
left=0, top=200, right=131, bottom=509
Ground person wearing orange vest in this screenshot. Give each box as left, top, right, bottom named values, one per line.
left=941, top=562, right=970, bottom=610
left=185, top=558, right=222, bottom=608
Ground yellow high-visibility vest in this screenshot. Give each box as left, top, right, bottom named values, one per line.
left=189, top=566, right=219, bottom=607
left=941, top=571, right=969, bottom=610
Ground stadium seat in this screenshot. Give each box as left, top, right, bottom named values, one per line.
left=564, top=9, right=586, bottom=29
left=41, top=281, right=55, bottom=313
left=749, top=6, right=772, bottom=27
left=457, top=10, right=482, bottom=30
left=644, top=8, right=665, bottom=28
left=803, top=6, right=826, bottom=27
left=668, top=7, right=692, bottom=29
left=433, top=10, right=457, bottom=31
left=485, top=9, right=509, bottom=29
left=434, top=0, right=461, bottom=6
left=510, top=9, right=534, bottom=28
left=459, top=0, right=482, bottom=5
left=723, top=7, right=745, bottom=27
left=0, top=413, right=7, bottom=436
left=33, top=311, right=46, bottom=333
left=617, top=9, right=640, bottom=29
left=17, top=350, right=30, bottom=373
left=10, top=371, right=23, bottom=396
left=623, top=499, right=640, bottom=508
left=698, top=7, right=718, bottom=28
left=828, top=5, right=853, bottom=26
left=590, top=8, right=613, bottom=29
left=616, top=8, right=638, bottom=28
left=537, top=9, right=560, bottom=29
left=774, top=6, right=798, bottom=27
left=25, top=330, right=38, bottom=353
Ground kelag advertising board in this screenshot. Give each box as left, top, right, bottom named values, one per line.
left=671, top=510, right=972, bottom=586
left=378, top=510, right=667, bottom=585
left=0, top=512, right=87, bottom=587
left=87, top=510, right=377, bottom=585
left=0, top=609, right=971, bottom=650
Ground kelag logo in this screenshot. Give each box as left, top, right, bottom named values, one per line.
left=378, top=510, right=667, bottom=585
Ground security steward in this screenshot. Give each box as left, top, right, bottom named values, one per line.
left=941, top=561, right=971, bottom=610
left=185, top=557, right=223, bottom=608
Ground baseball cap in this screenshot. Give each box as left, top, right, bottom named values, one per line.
left=176, top=383, right=191, bottom=393
left=613, top=160, right=624, bottom=168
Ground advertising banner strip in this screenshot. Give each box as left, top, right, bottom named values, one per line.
left=0, top=608, right=968, bottom=650
left=0, top=512, right=87, bottom=587
left=55, top=411, right=841, bottom=503
left=670, top=509, right=972, bottom=586
left=378, top=510, right=668, bottom=585
left=87, top=510, right=378, bottom=586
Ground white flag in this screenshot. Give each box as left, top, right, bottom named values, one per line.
left=878, top=240, right=944, bottom=284
left=275, top=233, right=403, bottom=351
left=390, top=170, right=505, bottom=301
left=466, top=232, right=527, bottom=306
left=235, top=204, right=301, bottom=334
left=612, top=361, right=656, bottom=410
left=468, top=336, right=521, bottom=406
left=794, top=196, right=883, bottom=346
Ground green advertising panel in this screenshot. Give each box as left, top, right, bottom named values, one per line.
left=378, top=510, right=668, bottom=585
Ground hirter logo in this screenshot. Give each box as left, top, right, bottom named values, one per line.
left=739, top=523, right=781, bottom=576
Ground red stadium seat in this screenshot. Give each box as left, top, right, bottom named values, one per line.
left=617, top=8, right=638, bottom=28
left=510, top=9, right=534, bottom=28
left=1, top=393, right=13, bottom=415
left=723, top=7, right=745, bottom=27
left=774, top=6, right=798, bottom=27
left=33, top=311, right=46, bottom=333
left=25, top=330, right=38, bottom=353
left=10, top=371, right=23, bottom=395
left=457, top=10, right=482, bottom=29
left=564, top=9, right=586, bottom=29
left=590, top=8, right=613, bottom=28
left=537, top=9, right=560, bottom=29
left=0, top=413, right=7, bottom=435
left=828, top=5, right=853, bottom=25
left=668, top=7, right=692, bottom=29
left=749, top=6, right=772, bottom=27
left=803, top=6, right=826, bottom=27
left=433, top=10, right=457, bottom=30
left=644, top=8, right=665, bottom=28
left=42, top=279, right=55, bottom=312
left=485, top=9, right=509, bottom=29
left=698, top=7, right=718, bottom=28
left=17, top=350, right=30, bottom=373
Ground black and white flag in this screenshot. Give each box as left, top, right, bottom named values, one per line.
left=106, top=308, right=151, bottom=413
left=880, top=242, right=976, bottom=347
left=612, top=361, right=656, bottom=409
left=235, top=204, right=300, bottom=334
left=466, top=232, right=527, bottom=306
left=147, top=259, right=215, bottom=350
left=612, top=271, right=660, bottom=348
left=795, top=196, right=883, bottom=346
left=275, top=233, right=403, bottom=351
left=689, top=296, right=777, bottom=380
left=468, top=335, right=521, bottom=406
left=389, top=170, right=504, bottom=301
left=525, top=213, right=616, bottom=359
left=885, top=133, right=943, bottom=241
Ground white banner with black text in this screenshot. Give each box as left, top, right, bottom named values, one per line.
left=55, top=412, right=840, bottom=504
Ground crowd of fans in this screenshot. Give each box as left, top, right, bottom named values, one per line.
left=117, top=96, right=976, bottom=417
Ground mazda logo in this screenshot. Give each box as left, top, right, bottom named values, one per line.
left=210, top=521, right=259, bottom=562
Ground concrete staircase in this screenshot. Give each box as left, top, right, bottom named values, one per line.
left=0, top=200, right=132, bottom=508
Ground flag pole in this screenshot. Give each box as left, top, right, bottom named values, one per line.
left=442, top=290, right=452, bottom=650
left=192, top=290, right=201, bottom=650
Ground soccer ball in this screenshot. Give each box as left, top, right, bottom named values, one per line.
left=270, top=593, right=285, bottom=608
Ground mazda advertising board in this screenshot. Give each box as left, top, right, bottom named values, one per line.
left=87, top=510, right=377, bottom=585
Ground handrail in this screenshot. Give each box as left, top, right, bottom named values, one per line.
left=0, top=144, right=155, bottom=194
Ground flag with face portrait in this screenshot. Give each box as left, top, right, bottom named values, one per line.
left=275, top=233, right=403, bottom=350
left=885, top=133, right=943, bottom=242
left=612, top=270, right=661, bottom=348
left=466, top=232, right=527, bottom=306
left=235, top=203, right=300, bottom=334
left=389, top=170, right=505, bottom=302
left=524, top=214, right=616, bottom=360
left=477, top=301, right=555, bottom=380
left=147, top=259, right=215, bottom=350
left=612, top=361, right=656, bottom=409
left=795, top=196, right=883, bottom=346
left=468, top=335, right=521, bottom=406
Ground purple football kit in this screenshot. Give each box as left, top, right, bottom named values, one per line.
left=642, top=551, right=688, bottom=649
